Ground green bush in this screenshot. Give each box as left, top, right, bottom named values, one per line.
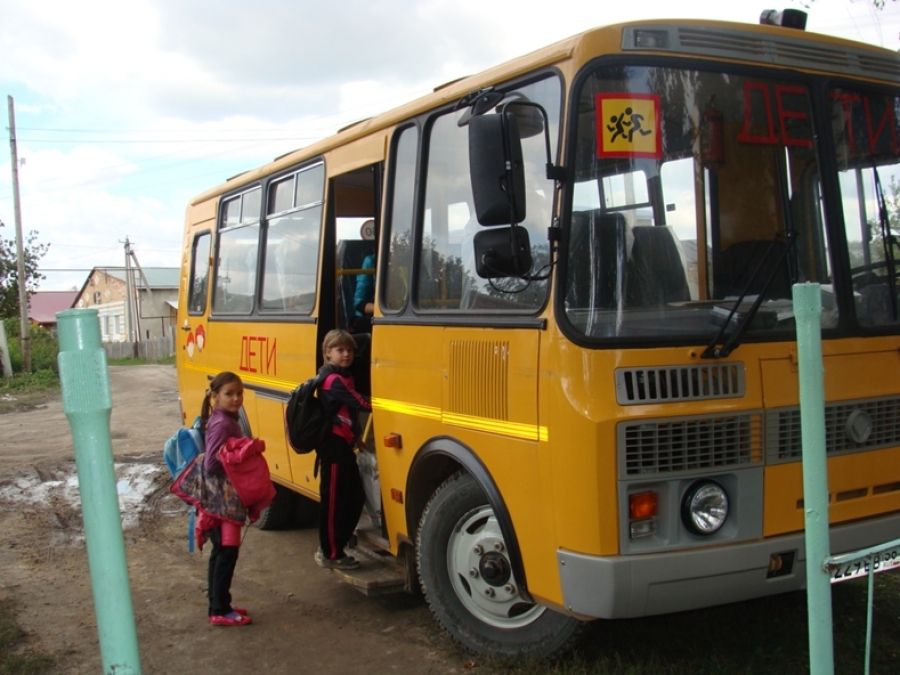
left=2, top=318, right=59, bottom=374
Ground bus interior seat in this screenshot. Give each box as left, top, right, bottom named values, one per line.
left=335, top=239, right=376, bottom=330
left=715, top=240, right=792, bottom=299
left=626, top=225, right=690, bottom=306
left=567, top=210, right=627, bottom=309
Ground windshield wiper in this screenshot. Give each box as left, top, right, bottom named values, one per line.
left=873, top=166, right=898, bottom=321
left=704, top=152, right=799, bottom=359
left=702, top=232, right=797, bottom=359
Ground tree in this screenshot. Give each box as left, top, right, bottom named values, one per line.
left=0, top=220, right=49, bottom=318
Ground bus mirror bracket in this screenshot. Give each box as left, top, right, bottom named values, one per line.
left=464, top=97, right=558, bottom=279
left=473, top=225, right=533, bottom=278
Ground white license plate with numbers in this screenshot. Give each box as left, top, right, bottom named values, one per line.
left=830, top=545, right=900, bottom=584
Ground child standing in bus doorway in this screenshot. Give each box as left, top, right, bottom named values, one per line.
left=199, top=371, right=253, bottom=626
left=351, top=219, right=377, bottom=333
left=315, top=329, right=371, bottom=569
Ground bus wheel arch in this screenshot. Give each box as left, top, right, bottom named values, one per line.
left=410, top=441, right=583, bottom=657
left=405, top=438, right=526, bottom=593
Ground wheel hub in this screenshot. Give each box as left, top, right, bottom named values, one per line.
left=479, top=551, right=511, bottom=587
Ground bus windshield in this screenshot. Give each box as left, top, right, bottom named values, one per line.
left=832, top=85, right=900, bottom=328
left=564, top=64, right=894, bottom=343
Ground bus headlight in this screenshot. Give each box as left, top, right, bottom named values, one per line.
left=681, top=480, right=729, bottom=535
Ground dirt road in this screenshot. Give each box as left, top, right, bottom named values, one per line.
left=0, top=365, right=466, bottom=674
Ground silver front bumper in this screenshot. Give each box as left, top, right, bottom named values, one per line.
left=557, top=511, right=900, bottom=619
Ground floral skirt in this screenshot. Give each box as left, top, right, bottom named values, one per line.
left=171, top=454, right=247, bottom=527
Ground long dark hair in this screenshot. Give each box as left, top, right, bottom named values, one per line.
left=200, top=371, right=242, bottom=431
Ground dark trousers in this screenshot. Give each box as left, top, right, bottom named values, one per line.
left=208, top=527, right=239, bottom=615
left=318, top=451, right=365, bottom=560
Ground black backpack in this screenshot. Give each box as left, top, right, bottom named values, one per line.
left=285, top=374, right=331, bottom=453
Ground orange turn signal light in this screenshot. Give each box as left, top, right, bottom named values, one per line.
left=390, top=488, right=404, bottom=504
left=384, top=433, right=402, bottom=449
left=629, top=491, right=658, bottom=520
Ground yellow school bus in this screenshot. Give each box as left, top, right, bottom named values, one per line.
left=176, top=9, right=900, bottom=656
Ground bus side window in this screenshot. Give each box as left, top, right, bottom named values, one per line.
left=188, top=232, right=211, bottom=314
left=262, top=212, right=320, bottom=313
left=419, top=110, right=469, bottom=311
left=212, top=188, right=262, bottom=315
left=261, top=164, right=324, bottom=314
left=384, top=125, right=418, bottom=313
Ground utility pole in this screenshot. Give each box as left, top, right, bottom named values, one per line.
left=129, top=244, right=153, bottom=337
left=8, top=95, right=30, bottom=372
left=121, top=238, right=154, bottom=359
left=122, top=237, right=139, bottom=357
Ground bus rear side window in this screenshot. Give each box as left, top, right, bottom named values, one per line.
left=188, top=232, right=211, bottom=314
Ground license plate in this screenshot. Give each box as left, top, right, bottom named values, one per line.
left=830, top=545, right=900, bottom=584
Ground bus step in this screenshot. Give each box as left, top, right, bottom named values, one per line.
left=329, top=542, right=407, bottom=596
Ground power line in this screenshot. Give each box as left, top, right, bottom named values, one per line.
left=38, top=266, right=177, bottom=272
left=15, top=126, right=300, bottom=133
left=19, top=135, right=320, bottom=144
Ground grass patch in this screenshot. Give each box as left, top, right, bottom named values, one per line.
left=0, top=355, right=173, bottom=413
left=0, top=597, right=55, bottom=674
left=479, top=573, right=900, bottom=674
left=0, top=370, right=59, bottom=414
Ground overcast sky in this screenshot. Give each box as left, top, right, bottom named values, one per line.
left=1, top=0, right=898, bottom=291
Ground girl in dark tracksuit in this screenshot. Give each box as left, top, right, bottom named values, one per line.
left=315, top=329, right=371, bottom=570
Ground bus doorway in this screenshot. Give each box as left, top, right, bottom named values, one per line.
left=327, top=162, right=381, bottom=396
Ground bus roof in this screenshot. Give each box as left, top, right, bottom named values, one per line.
left=190, top=16, right=899, bottom=206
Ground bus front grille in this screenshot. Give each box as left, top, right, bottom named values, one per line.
left=766, top=396, right=900, bottom=462
left=619, top=412, right=762, bottom=477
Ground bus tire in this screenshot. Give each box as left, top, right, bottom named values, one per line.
left=416, top=471, right=583, bottom=658
left=254, top=483, right=296, bottom=530
left=293, top=494, right=319, bottom=529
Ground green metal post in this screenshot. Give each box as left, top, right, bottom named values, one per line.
left=865, top=565, right=874, bottom=675
left=793, top=283, right=834, bottom=675
left=57, top=309, right=142, bottom=675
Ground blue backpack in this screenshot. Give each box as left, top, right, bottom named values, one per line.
left=163, top=417, right=204, bottom=478
left=163, top=417, right=204, bottom=551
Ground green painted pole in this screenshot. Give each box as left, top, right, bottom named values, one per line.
left=793, top=283, right=834, bottom=675
left=57, top=309, right=142, bottom=675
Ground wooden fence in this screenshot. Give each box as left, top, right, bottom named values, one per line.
left=102, top=334, right=174, bottom=361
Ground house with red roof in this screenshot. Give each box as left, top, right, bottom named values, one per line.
left=27, top=291, right=78, bottom=333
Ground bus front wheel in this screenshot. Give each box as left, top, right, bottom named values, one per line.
left=416, top=471, right=583, bottom=658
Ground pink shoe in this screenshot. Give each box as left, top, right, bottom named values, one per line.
left=231, top=607, right=249, bottom=616
left=209, top=611, right=252, bottom=626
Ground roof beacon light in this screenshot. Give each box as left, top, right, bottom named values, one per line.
left=759, top=9, right=808, bottom=30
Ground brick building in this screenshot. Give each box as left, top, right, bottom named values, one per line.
left=74, top=267, right=178, bottom=342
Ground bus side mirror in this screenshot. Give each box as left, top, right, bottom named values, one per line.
left=473, top=226, right=532, bottom=278
left=468, top=113, right=526, bottom=226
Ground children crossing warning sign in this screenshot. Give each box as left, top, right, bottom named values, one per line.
left=595, top=93, right=661, bottom=159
